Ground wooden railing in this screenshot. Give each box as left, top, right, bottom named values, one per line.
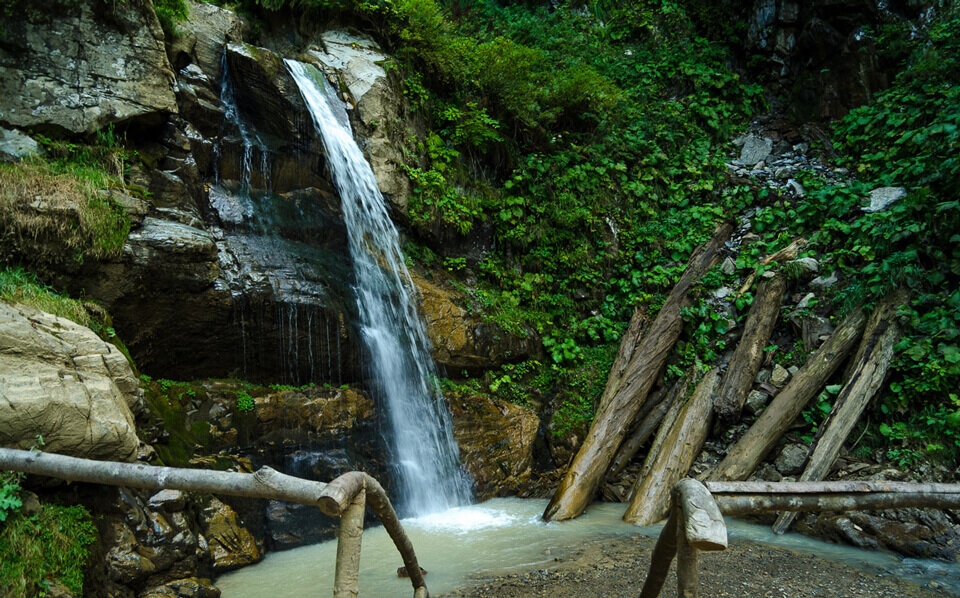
left=641, top=478, right=960, bottom=598
left=0, top=448, right=428, bottom=598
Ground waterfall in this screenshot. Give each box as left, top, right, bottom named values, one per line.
left=285, top=59, right=472, bottom=515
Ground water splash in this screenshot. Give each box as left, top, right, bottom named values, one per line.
left=285, top=59, right=472, bottom=515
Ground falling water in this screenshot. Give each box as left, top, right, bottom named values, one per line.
left=285, top=59, right=472, bottom=515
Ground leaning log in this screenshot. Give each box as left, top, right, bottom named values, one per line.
left=597, top=309, right=649, bottom=413
left=772, top=292, right=904, bottom=534
left=543, top=223, right=733, bottom=521
left=623, top=368, right=721, bottom=525
left=334, top=489, right=366, bottom=598
left=714, top=274, right=787, bottom=426
left=708, top=308, right=868, bottom=481
left=626, top=371, right=694, bottom=501
left=735, top=238, right=807, bottom=298
left=607, top=380, right=682, bottom=480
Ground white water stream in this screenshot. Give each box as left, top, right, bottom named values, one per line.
left=284, top=60, right=472, bottom=515
left=216, top=498, right=960, bottom=597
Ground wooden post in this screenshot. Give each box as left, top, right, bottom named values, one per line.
left=639, top=506, right=679, bottom=598
left=334, top=489, right=365, bottom=598
left=772, top=292, right=905, bottom=534
left=674, top=479, right=727, bottom=551
left=543, top=223, right=733, bottom=521
left=708, top=308, right=867, bottom=481
left=623, top=368, right=720, bottom=525
left=676, top=513, right=699, bottom=598
left=608, top=378, right=685, bottom=481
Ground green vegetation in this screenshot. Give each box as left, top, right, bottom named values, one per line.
left=0, top=128, right=132, bottom=269
left=728, top=7, right=960, bottom=463
left=0, top=266, right=136, bottom=367
left=0, top=500, right=98, bottom=598
left=0, top=267, right=92, bottom=327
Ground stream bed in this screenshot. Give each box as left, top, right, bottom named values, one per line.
left=216, top=498, right=959, bottom=597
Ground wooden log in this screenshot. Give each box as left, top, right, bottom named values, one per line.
left=716, top=492, right=960, bottom=515
left=674, top=479, right=727, bottom=551
left=597, top=309, right=649, bottom=413
left=735, top=238, right=808, bottom=299
left=639, top=507, right=679, bottom=598
left=676, top=510, right=699, bottom=598
left=627, top=372, right=694, bottom=502
left=772, top=292, right=905, bottom=534
left=607, top=380, right=681, bottom=480
left=334, top=489, right=365, bottom=598
left=709, top=308, right=868, bottom=481
left=623, top=368, right=721, bottom=525
left=706, top=480, right=960, bottom=494
left=543, top=223, right=733, bottom=521
left=0, top=448, right=429, bottom=597
left=714, top=274, right=787, bottom=426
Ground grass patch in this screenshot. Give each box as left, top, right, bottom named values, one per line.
left=0, top=156, right=130, bottom=267
left=0, top=266, right=137, bottom=369
left=0, top=266, right=91, bottom=326
left=0, top=501, right=98, bottom=598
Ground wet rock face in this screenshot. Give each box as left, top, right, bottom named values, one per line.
left=412, top=273, right=535, bottom=372
left=0, top=0, right=176, bottom=134
left=0, top=302, right=142, bottom=461
left=305, top=30, right=412, bottom=213
left=448, top=392, right=540, bottom=499
left=199, top=496, right=262, bottom=572
left=740, top=0, right=915, bottom=118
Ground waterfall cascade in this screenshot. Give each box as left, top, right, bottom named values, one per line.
left=285, top=59, right=472, bottom=515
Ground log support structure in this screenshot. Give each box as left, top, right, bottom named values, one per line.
left=0, top=448, right=428, bottom=598
left=639, top=478, right=960, bottom=598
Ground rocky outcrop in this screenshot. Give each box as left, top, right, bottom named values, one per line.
left=199, top=496, right=262, bottom=573
left=0, top=127, right=40, bottom=163
left=305, top=30, right=412, bottom=213
left=412, top=273, right=534, bottom=372
left=0, top=0, right=177, bottom=134
left=448, top=392, right=539, bottom=499
left=0, top=302, right=141, bottom=461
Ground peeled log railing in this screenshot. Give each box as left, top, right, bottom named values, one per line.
left=0, top=448, right=428, bottom=598
left=641, top=478, right=960, bottom=598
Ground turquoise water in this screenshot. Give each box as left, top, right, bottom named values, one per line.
left=216, top=498, right=959, bottom=597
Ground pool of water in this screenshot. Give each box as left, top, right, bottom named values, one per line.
left=216, top=498, right=960, bottom=597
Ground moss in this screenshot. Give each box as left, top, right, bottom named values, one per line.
left=0, top=502, right=98, bottom=598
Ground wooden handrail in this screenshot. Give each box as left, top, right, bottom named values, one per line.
left=0, top=448, right=428, bottom=598
left=640, top=478, right=960, bottom=598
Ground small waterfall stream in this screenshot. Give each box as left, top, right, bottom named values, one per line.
left=285, top=59, right=472, bottom=515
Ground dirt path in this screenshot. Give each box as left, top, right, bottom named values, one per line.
left=439, top=534, right=951, bottom=597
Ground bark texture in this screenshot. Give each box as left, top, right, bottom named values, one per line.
left=709, top=308, right=868, bottom=481
left=623, top=368, right=721, bottom=525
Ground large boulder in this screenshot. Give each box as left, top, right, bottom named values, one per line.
left=0, top=0, right=177, bottom=134
left=412, top=273, right=534, bottom=372
left=0, top=302, right=141, bottom=461
left=448, top=392, right=539, bottom=499
left=305, top=30, right=412, bottom=212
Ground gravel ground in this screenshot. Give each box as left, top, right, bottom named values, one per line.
left=439, top=534, right=952, bottom=598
